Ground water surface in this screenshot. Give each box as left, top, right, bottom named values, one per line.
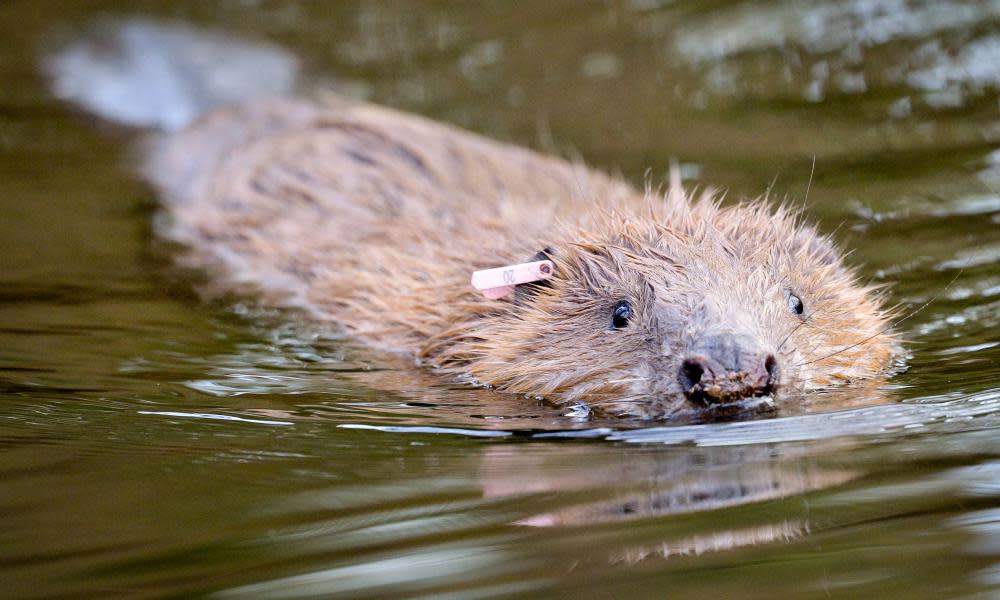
left=1, top=1, right=999, bottom=598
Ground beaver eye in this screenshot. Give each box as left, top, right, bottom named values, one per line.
left=787, top=293, right=805, bottom=316
left=611, top=300, right=633, bottom=329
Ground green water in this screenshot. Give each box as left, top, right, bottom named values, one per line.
left=2, top=1, right=999, bottom=598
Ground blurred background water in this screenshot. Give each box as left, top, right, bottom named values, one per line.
left=1, top=1, right=998, bottom=598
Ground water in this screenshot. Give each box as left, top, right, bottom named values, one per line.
left=1, top=1, right=999, bottom=597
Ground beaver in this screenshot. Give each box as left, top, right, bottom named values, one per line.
left=48, top=20, right=902, bottom=420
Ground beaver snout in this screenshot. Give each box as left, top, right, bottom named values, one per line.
left=678, top=333, right=779, bottom=405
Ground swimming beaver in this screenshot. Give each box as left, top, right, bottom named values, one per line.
left=48, top=20, right=902, bottom=419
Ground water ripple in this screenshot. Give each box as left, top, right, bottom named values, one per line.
left=137, top=410, right=294, bottom=426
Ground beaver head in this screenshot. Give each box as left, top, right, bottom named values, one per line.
left=427, top=191, right=902, bottom=420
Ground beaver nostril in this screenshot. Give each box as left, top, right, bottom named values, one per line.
left=679, top=350, right=778, bottom=405
left=678, top=358, right=706, bottom=394
left=763, top=354, right=778, bottom=386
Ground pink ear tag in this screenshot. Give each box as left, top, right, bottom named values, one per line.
left=471, top=260, right=554, bottom=299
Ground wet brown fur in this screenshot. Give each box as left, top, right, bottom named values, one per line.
left=146, top=95, right=901, bottom=419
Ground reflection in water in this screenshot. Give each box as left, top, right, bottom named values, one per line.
left=199, top=434, right=1000, bottom=598
left=480, top=443, right=857, bottom=559
left=614, top=521, right=807, bottom=562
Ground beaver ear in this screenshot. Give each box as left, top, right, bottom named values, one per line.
left=514, top=246, right=557, bottom=304
left=529, top=246, right=555, bottom=263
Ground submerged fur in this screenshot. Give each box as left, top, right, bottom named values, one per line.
left=147, top=96, right=901, bottom=419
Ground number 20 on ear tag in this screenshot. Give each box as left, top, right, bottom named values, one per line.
left=471, top=260, right=554, bottom=300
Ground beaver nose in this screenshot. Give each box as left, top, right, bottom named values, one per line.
left=677, top=333, right=778, bottom=404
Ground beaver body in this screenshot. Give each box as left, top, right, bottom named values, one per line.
left=48, top=20, right=902, bottom=419
left=147, top=95, right=633, bottom=354
left=145, top=96, right=900, bottom=419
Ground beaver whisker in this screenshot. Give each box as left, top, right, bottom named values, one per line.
left=799, top=335, right=828, bottom=361
left=587, top=396, right=643, bottom=405
left=776, top=317, right=810, bottom=355
left=795, top=266, right=966, bottom=368
left=795, top=325, right=896, bottom=368
left=585, top=397, right=649, bottom=412
left=604, top=378, right=650, bottom=384
left=803, top=155, right=817, bottom=209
